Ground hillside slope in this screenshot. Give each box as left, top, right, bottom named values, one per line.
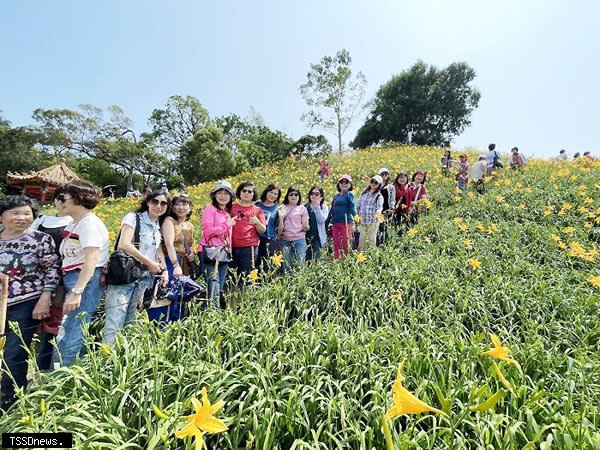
left=2, top=146, right=599, bottom=449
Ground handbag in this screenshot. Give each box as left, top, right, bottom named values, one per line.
left=201, top=244, right=232, bottom=265
left=182, top=230, right=201, bottom=280
left=106, top=214, right=144, bottom=285
left=143, top=276, right=205, bottom=310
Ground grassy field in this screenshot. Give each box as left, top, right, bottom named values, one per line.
left=2, top=146, right=599, bottom=449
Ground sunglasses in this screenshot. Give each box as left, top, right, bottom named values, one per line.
left=241, top=189, right=254, bottom=194
left=339, top=180, right=350, bottom=184
left=55, top=194, right=72, bottom=203
left=370, top=180, right=380, bottom=185
left=288, top=192, right=300, bottom=197
left=149, top=198, right=169, bottom=207
left=310, top=191, right=321, bottom=196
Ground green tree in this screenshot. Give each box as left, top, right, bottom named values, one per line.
left=32, top=105, right=168, bottom=189
left=293, top=134, right=332, bottom=157
left=145, top=95, right=210, bottom=155
left=0, top=115, right=50, bottom=193
left=216, top=114, right=295, bottom=167
left=300, top=49, right=367, bottom=153
left=179, top=125, right=245, bottom=185
left=351, top=61, right=481, bottom=148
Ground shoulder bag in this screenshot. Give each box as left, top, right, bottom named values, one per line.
left=106, top=214, right=145, bottom=285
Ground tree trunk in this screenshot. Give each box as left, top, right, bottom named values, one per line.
left=337, top=121, right=343, bottom=154
left=127, top=169, right=134, bottom=191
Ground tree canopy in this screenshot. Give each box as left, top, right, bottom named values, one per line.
left=351, top=61, right=480, bottom=148
left=300, top=49, right=366, bottom=153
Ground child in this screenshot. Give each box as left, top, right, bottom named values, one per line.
left=455, top=154, right=469, bottom=195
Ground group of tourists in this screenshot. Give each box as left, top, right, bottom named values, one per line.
left=0, top=165, right=437, bottom=410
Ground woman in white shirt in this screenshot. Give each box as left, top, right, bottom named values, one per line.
left=103, top=191, right=169, bottom=345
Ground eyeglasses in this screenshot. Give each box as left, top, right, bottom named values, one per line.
left=310, top=192, right=321, bottom=196
left=55, top=194, right=72, bottom=203
left=149, top=198, right=169, bottom=207
left=288, top=192, right=299, bottom=197
left=241, top=189, right=254, bottom=194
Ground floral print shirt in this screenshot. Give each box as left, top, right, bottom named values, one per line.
left=0, top=231, right=60, bottom=306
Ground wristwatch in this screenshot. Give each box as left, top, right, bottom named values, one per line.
left=72, top=287, right=84, bottom=295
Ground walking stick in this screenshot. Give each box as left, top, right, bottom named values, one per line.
left=0, top=276, right=8, bottom=352
left=344, top=214, right=352, bottom=256
left=210, top=250, right=220, bottom=307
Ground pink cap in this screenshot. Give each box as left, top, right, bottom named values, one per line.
left=339, top=174, right=353, bottom=183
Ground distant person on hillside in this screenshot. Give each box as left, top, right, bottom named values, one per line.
left=143, top=185, right=152, bottom=197
left=317, top=160, right=330, bottom=183
left=440, top=150, right=453, bottom=177
left=555, top=149, right=568, bottom=161
left=455, top=154, right=469, bottom=195
left=125, top=187, right=141, bottom=198
left=471, top=155, right=488, bottom=194
left=486, top=143, right=503, bottom=172
left=572, top=152, right=581, bottom=160
left=583, top=151, right=594, bottom=160
left=509, top=147, right=526, bottom=170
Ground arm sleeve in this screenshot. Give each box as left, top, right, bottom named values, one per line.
left=376, top=194, right=384, bottom=213
left=202, top=207, right=230, bottom=241
left=348, top=192, right=357, bottom=217
left=38, top=234, right=60, bottom=291
left=313, top=205, right=328, bottom=224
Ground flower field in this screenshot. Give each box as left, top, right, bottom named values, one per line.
left=2, top=146, right=599, bottom=449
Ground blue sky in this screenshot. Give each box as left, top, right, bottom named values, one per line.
left=1, top=0, right=598, bottom=158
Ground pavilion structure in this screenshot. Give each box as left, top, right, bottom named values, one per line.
left=6, top=158, right=80, bottom=201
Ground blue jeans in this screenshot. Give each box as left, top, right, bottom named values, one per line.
left=279, top=238, right=307, bottom=272
left=201, top=259, right=228, bottom=307
left=102, top=272, right=154, bottom=345
left=306, top=237, right=322, bottom=262
left=52, top=268, right=104, bottom=367
left=1, top=299, right=39, bottom=405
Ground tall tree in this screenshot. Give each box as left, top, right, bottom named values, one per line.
left=145, top=95, right=209, bottom=155
left=351, top=61, right=481, bottom=148
left=32, top=105, right=168, bottom=189
left=0, top=115, right=50, bottom=193
left=300, top=49, right=367, bottom=153
left=179, top=125, right=247, bottom=185
left=293, top=134, right=332, bottom=157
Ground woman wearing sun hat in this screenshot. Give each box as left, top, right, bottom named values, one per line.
left=199, top=180, right=236, bottom=305
left=328, top=174, right=357, bottom=259
left=408, top=170, right=428, bottom=225
left=377, top=168, right=396, bottom=244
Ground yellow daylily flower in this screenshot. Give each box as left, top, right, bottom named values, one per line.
left=463, top=239, right=473, bottom=249
left=475, top=223, right=485, bottom=232
left=353, top=214, right=362, bottom=224
left=406, top=228, right=418, bottom=237
left=386, top=362, right=447, bottom=419
left=247, top=269, right=259, bottom=283
left=468, top=258, right=481, bottom=270
left=356, top=252, right=367, bottom=263
left=562, top=226, right=576, bottom=234
left=492, top=362, right=513, bottom=391
left=589, top=275, right=600, bottom=288
left=482, top=334, right=520, bottom=368
left=176, top=387, right=228, bottom=450
left=270, top=253, right=284, bottom=268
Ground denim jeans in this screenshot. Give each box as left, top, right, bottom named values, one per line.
left=279, top=238, right=307, bottom=272
left=52, top=267, right=104, bottom=367
left=200, top=259, right=229, bottom=307
left=305, top=237, right=322, bottom=262
left=1, top=299, right=39, bottom=405
left=102, top=272, right=154, bottom=345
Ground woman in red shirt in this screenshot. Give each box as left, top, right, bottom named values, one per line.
left=230, top=182, right=266, bottom=285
